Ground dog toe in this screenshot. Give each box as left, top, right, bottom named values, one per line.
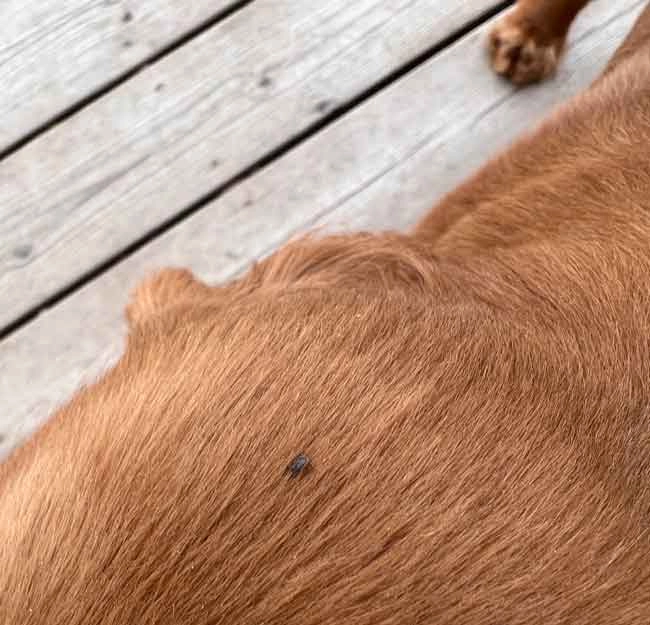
left=488, top=18, right=560, bottom=86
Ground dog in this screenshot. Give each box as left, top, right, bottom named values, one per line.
left=3, top=1, right=650, bottom=623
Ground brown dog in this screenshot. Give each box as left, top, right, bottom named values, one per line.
left=3, top=1, right=650, bottom=623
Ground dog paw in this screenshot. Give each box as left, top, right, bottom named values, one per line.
left=488, top=15, right=562, bottom=85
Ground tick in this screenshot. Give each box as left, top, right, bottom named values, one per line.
left=286, top=453, right=311, bottom=479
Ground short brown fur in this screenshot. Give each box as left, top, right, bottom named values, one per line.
left=3, top=1, right=650, bottom=623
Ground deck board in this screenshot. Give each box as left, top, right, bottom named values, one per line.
left=0, top=0, right=503, bottom=332
left=0, top=0, right=241, bottom=153
left=0, top=0, right=642, bottom=457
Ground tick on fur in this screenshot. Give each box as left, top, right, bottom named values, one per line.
left=286, top=453, right=311, bottom=478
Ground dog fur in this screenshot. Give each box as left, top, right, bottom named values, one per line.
left=3, top=1, right=650, bottom=623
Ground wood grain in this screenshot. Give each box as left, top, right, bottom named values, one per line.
left=0, top=0, right=643, bottom=457
left=0, top=0, right=502, bottom=331
left=0, top=0, right=240, bottom=152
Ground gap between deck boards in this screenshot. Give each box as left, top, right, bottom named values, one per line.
left=0, top=0, right=254, bottom=161
left=0, top=0, right=513, bottom=340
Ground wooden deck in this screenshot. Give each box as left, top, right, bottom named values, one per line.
left=0, top=0, right=644, bottom=456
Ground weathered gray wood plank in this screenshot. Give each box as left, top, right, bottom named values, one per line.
left=0, top=0, right=643, bottom=457
left=0, top=0, right=241, bottom=152
left=0, top=0, right=504, bottom=331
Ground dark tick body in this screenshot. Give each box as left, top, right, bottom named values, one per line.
left=286, top=453, right=311, bottom=479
